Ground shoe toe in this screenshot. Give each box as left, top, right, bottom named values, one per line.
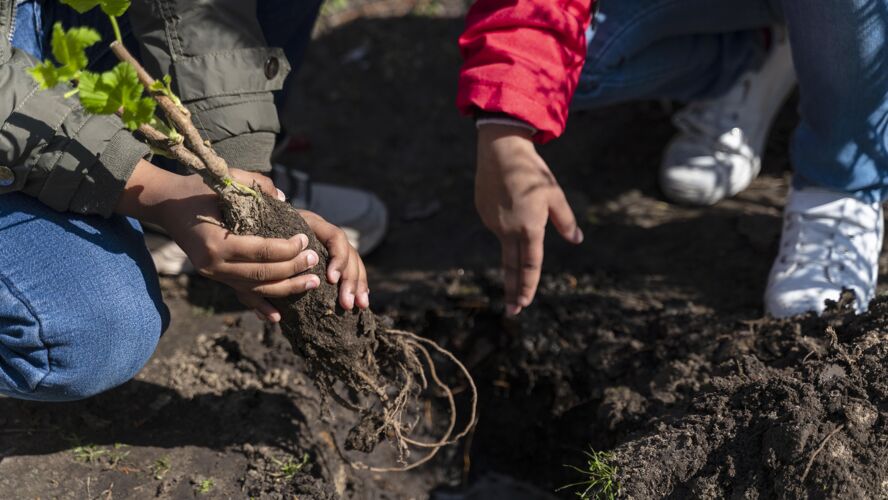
left=765, top=285, right=837, bottom=318
left=660, top=140, right=756, bottom=206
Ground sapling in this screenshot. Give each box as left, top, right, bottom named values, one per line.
left=31, top=0, right=476, bottom=471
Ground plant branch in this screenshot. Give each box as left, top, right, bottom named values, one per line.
left=119, top=111, right=221, bottom=188
left=109, top=41, right=232, bottom=187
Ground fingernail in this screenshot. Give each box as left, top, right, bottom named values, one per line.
left=329, top=270, right=341, bottom=283
left=295, top=234, right=309, bottom=249
left=518, top=296, right=531, bottom=308
left=276, top=188, right=286, bottom=201
left=305, top=277, right=320, bottom=290
left=505, top=304, right=521, bottom=316
left=574, top=227, right=584, bottom=244
left=269, top=312, right=281, bottom=323
left=306, top=250, right=318, bottom=266
left=358, top=292, right=370, bottom=308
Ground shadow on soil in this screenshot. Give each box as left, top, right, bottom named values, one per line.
left=0, top=381, right=308, bottom=457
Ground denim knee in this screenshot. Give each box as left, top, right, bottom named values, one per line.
left=0, top=275, right=168, bottom=402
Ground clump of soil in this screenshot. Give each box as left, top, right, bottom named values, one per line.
left=416, top=270, right=888, bottom=498
left=222, top=193, right=476, bottom=471
left=611, top=292, right=888, bottom=498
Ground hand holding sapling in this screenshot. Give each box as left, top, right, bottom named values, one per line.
left=34, top=0, right=476, bottom=472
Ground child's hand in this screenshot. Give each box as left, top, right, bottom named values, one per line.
left=226, top=170, right=370, bottom=312
left=297, top=210, right=370, bottom=311
left=475, top=124, right=583, bottom=316
left=117, top=161, right=368, bottom=322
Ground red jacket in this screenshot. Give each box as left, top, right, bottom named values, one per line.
left=457, top=0, right=593, bottom=143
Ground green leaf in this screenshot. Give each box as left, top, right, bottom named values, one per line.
left=78, top=62, right=142, bottom=114
left=79, top=63, right=157, bottom=129
left=77, top=71, right=105, bottom=111
left=59, top=0, right=101, bottom=13
left=60, top=0, right=130, bottom=16
left=121, top=97, right=156, bottom=130
left=100, top=0, right=130, bottom=17
left=149, top=74, right=173, bottom=94
left=28, top=60, right=61, bottom=89
left=51, top=22, right=101, bottom=80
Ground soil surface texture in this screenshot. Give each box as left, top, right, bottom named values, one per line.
left=3, top=1, right=887, bottom=499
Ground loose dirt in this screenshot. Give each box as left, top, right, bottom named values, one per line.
left=2, top=2, right=887, bottom=499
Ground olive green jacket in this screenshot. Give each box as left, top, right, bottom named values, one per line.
left=0, top=0, right=290, bottom=216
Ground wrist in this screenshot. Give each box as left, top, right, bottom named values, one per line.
left=477, top=122, right=535, bottom=143
left=114, top=159, right=201, bottom=227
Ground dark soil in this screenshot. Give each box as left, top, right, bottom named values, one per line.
left=2, top=1, right=888, bottom=499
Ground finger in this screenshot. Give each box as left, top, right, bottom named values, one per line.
left=548, top=187, right=583, bottom=244
left=501, top=236, right=522, bottom=316
left=338, top=251, right=362, bottom=310
left=236, top=290, right=281, bottom=323
left=517, top=229, right=544, bottom=309
left=305, top=214, right=351, bottom=284
left=231, top=170, right=280, bottom=199
left=216, top=248, right=319, bottom=282
left=222, top=234, right=309, bottom=262
left=354, top=256, right=370, bottom=309
left=243, top=273, right=321, bottom=298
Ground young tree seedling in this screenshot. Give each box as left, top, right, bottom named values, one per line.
left=32, top=0, right=477, bottom=472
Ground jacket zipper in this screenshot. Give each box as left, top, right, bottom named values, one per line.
left=7, top=0, right=18, bottom=43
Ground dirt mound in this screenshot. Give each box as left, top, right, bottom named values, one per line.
left=613, top=294, right=888, bottom=499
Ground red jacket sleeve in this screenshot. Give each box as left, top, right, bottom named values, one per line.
left=457, top=0, right=593, bottom=143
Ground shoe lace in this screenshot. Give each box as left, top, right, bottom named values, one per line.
left=780, top=211, right=875, bottom=279
left=672, top=80, right=751, bottom=155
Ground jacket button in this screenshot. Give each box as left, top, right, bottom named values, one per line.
left=264, top=56, right=279, bottom=79
left=0, top=166, right=14, bottom=187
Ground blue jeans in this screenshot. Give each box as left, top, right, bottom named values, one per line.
left=574, top=0, right=888, bottom=203
left=0, top=1, right=320, bottom=401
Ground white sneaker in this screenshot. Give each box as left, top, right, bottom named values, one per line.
left=144, top=228, right=194, bottom=275
left=660, top=28, right=796, bottom=206
left=765, top=188, right=884, bottom=317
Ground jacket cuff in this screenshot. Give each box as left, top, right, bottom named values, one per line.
left=457, top=78, right=565, bottom=144
left=68, top=128, right=151, bottom=217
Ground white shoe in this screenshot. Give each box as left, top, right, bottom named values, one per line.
left=765, top=188, right=884, bottom=317
left=145, top=229, right=194, bottom=275
left=660, top=28, right=796, bottom=206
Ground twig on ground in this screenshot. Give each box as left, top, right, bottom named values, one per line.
left=801, top=423, right=845, bottom=483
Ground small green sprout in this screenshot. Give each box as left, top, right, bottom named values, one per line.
left=152, top=456, right=172, bottom=480
left=557, top=449, right=622, bottom=500
left=196, top=478, right=214, bottom=494
left=107, top=442, right=130, bottom=467
left=269, top=453, right=310, bottom=480
left=72, top=444, right=107, bottom=463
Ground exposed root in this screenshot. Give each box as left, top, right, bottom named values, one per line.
left=213, top=188, right=480, bottom=474
left=336, top=328, right=478, bottom=473
left=800, top=423, right=845, bottom=483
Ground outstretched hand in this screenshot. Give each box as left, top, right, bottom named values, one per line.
left=475, top=125, right=583, bottom=316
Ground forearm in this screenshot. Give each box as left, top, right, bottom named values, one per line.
left=114, top=159, right=197, bottom=226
